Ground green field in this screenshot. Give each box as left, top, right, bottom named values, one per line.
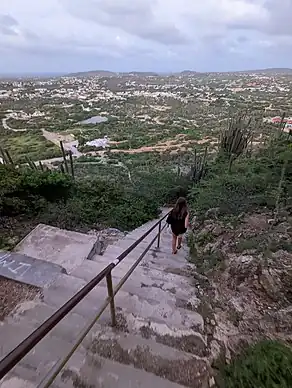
left=0, top=130, right=62, bottom=163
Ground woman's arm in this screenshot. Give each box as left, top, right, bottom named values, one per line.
left=185, top=213, right=190, bottom=229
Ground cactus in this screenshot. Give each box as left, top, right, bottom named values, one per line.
left=39, top=161, right=44, bottom=171
left=69, top=150, right=75, bottom=180
left=190, top=147, right=208, bottom=183
left=60, top=163, right=65, bottom=174
left=60, top=141, right=69, bottom=174
left=5, top=150, right=14, bottom=165
left=220, top=114, right=253, bottom=171
left=0, top=147, right=9, bottom=164
left=0, top=147, right=14, bottom=165
left=25, top=156, right=37, bottom=170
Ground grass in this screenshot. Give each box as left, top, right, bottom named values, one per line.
left=235, top=236, right=263, bottom=253
left=0, top=130, right=62, bottom=163
left=222, top=340, right=292, bottom=388
left=189, top=137, right=292, bottom=217
left=235, top=236, right=292, bottom=255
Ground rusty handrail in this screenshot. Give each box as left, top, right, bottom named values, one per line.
left=0, top=211, right=170, bottom=381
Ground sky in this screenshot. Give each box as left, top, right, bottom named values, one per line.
left=0, top=0, right=292, bottom=74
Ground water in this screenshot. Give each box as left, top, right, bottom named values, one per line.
left=79, top=116, right=108, bottom=124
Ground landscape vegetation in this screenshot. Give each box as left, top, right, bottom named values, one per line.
left=0, top=69, right=292, bottom=386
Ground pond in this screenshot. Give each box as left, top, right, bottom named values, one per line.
left=79, top=116, right=108, bottom=125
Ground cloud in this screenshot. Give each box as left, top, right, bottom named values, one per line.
left=0, top=14, right=19, bottom=36
left=62, top=0, right=187, bottom=45
left=0, top=0, right=291, bottom=73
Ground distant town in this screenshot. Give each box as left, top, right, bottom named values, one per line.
left=0, top=69, right=291, bottom=168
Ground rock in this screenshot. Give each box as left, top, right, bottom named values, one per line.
left=203, top=240, right=223, bottom=255
left=276, top=222, right=291, bottom=234
left=205, top=208, right=220, bottom=220
left=212, top=225, right=224, bottom=237
left=268, top=218, right=277, bottom=225
left=259, top=269, right=282, bottom=300
left=87, top=228, right=125, bottom=255
left=228, top=255, right=258, bottom=285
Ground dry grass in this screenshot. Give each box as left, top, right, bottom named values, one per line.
left=0, top=276, right=41, bottom=321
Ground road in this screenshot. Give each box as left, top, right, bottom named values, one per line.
left=2, top=116, right=27, bottom=132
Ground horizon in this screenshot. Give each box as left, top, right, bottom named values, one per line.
left=1, top=1, right=292, bottom=75
left=1, top=66, right=292, bottom=79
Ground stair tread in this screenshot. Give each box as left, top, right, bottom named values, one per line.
left=0, top=208, right=211, bottom=387
left=61, top=353, right=187, bottom=388
left=87, top=330, right=209, bottom=387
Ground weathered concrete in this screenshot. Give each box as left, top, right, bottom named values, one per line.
left=61, top=355, right=187, bottom=388
left=88, top=330, right=210, bottom=387
left=14, top=224, right=98, bottom=273
left=0, top=209, right=212, bottom=387
left=0, top=251, right=65, bottom=288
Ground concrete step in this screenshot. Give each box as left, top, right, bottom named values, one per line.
left=0, top=322, right=86, bottom=374
left=1, top=345, right=188, bottom=388
left=114, top=293, right=204, bottom=333
left=14, top=224, right=98, bottom=274
left=42, top=274, right=128, bottom=323
left=0, top=350, right=87, bottom=388
left=114, top=311, right=207, bottom=357
left=5, top=302, right=96, bottom=346
left=43, top=273, right=204, bottom=334
left=0, top=208, right=211, bottom=388
left=73, top=259, right=195, bottom=294
left=71, top=257, right=139, bottom=282
left=71, top=259, right=199, bottom=309
left=87, top=329, right=210, bottom=387
left=61, top=352, right=186, bottom=388
left=0, top=251, right=65, bottom=288
left=141, top=250, right=192, bottom=273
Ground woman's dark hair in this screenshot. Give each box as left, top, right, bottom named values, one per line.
left=172, top=197, right=188, bottom=220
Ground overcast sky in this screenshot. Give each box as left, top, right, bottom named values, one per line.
left=0, top=0, right=291, bottom=74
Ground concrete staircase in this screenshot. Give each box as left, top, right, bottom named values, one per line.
left=0, top=212, right=212, bottom=388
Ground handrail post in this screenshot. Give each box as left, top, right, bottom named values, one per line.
left=106, top=272, right=116, bottom=327
left=157, top=220, right=161, bottom=248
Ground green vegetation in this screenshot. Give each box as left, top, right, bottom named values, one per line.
left=222, top=340, right=292, bottom=388
left=190, top=136, right=292, bottom=217
left=0, top=130, right=62, bottom=163
left=0, top=162, right=190, bottom=249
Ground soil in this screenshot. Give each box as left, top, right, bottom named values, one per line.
left=0, top=276, right=41, bottom=321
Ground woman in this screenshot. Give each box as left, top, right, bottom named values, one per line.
left=166, top=197, right=190, bottom=254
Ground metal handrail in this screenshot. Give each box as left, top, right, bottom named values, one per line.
left=0, top=211, right=170, bottom=384
left=38, top=223, right=168, bottom=388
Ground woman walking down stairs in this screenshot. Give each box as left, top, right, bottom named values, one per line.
left=0, top=209, right=213, bottom=387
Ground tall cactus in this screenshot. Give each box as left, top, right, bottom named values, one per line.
left=220, top=114, right=253, bottom=171
left=189, top=147, right=208, bottom=183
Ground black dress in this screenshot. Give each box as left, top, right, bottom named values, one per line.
left=166, top=211, right=187, bottom=236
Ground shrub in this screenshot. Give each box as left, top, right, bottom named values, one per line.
left=0, top=165, right=73, bottom=216
left=20, top=170, right=73, bottom=202
left=35, top=177, right=159, bottom=231
left=222, top=340, right=292, bottom=388
left=189, top=138, right=292, bottom=216
left=106, top=193, right=159, bottom=230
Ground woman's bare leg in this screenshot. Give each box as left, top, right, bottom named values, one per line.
left=177, top=236, right=182, bottom=249
left=172, top=234, right=178, bottom=254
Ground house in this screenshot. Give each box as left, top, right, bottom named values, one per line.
left=271, top=117, right=292, bottom=124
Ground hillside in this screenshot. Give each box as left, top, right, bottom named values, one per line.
left=1, top=66, right=292, bottom=386
left=65, top=68, right=292, bottom=79
left=0, top=114, right=292, bottom=386
left=66, top=70, right=117, bottom=77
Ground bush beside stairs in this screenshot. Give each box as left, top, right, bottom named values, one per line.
left=0, top=209, right=212, bottom=388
